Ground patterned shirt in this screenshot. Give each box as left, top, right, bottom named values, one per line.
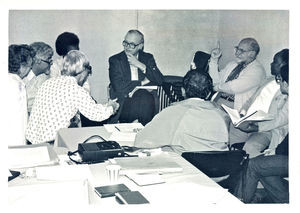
left=26, top=76, right=114, bottom=144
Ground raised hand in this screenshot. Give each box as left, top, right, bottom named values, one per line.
left=211, top=41, right=222, bottom=60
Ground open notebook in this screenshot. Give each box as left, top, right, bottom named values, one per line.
left=114, top=154, right=183, bottom=175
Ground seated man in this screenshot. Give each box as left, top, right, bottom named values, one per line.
left=134, top=70, right=230, bottom=153
left=108, top=29, right=164, bottom=125
left=23, top=42, right=54, bottom=114
left=236, top=49, right=289, bottom=158
left=26, top=50, right=119, bottom=144
left=235, top=64, right=289, bottom=203
left=8, top=44, right=35, bottom=146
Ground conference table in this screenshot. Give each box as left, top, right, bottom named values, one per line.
left=8, top=126, right=242, bottom=206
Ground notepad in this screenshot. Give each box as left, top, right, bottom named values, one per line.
left=115, top=191, right=149, bottom=204
left=94, top=184, right=131, bottom=198
left=114, top=154, right=183, bottom=174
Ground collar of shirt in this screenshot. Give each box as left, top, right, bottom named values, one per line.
left=23, top=70, right=36, bottom=84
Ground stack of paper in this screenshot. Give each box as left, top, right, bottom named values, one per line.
left=8, top=143, right=59, bottom=169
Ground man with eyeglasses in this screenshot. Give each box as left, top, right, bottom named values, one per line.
left=233, top=63, right=289, bottom=204
left=208, top=38, right=266, bottom=144
left=23, top=42, right=54, bottom=114
left=108, top=29, right=164, bottom=125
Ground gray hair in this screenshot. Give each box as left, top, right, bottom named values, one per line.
left=61, top=50, right=89, bottom=76
left=30, top=42, right=53, bottom=60
left=127, top=29, right=144, bottom=43
left=240, top=38, right=260, bottom=55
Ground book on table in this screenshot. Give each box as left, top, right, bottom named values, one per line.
left=221, top=104, right=274, bottom=127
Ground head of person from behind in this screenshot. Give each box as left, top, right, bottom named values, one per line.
left=276, top=63, right=289, bottom=95
left=234, top=38, right=260, bottom=64
left=9, top=44, right=35, bottom=79
left=122, top=30, right=144, bottom=56
left=271, top=49, right=289, bottom=76
left=30, top=42, right=54, bottom=76
left=182, top=69, right=213, bottom=100
left=55, top=32, right=80, bottom=57
left=62, top=50, right=92, bottom=87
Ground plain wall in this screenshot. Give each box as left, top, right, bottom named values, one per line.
left=9, top=10, right=289, bottom=103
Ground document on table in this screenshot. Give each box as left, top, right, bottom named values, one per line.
left=36, top=164, right=92, bottom=181
left=8, top=143, right=59, bottom=169
left=104, top=123, right=144, bottom=133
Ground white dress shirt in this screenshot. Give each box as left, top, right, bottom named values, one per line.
left=26, top=76, right=114, bottom=144
left=8, top=73, right=28, bottom=146
left=209, top=59, right=266, bottom=111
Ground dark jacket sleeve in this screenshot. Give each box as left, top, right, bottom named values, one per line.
left=109, top=56, right=141, bottom=99
left=142, top=53, right=164, bottom=86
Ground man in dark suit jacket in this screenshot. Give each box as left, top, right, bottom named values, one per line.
left=108, top=30, right=164, bottom=125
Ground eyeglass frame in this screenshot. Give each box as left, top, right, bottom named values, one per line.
left=122, top=40, right=143, bottom=49
left=234, top=46, right=254, bottom=54
left=40, top=58, right=53, bottom=65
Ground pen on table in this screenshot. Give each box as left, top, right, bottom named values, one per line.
left=115, top=126, right=121, bottom=131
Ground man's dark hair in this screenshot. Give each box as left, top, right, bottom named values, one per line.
left=9, top=44, right=35, bottom=74
left=55, top=32, right=80, bottom=56
left=280, top=64, right=289, bottom=84
left=183, top=70, right=213, bottom=100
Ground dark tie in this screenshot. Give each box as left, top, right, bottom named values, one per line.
left=214, top=62, right=245, bottom=103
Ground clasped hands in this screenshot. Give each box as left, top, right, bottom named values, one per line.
left=107, top=98, right=120, bottom=114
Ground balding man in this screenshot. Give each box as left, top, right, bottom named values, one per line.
left=208, top=38, right=266, bottom=144
left=108, top=29, right=164, bottom=125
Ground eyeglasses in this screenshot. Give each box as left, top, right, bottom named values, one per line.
left=234, top=46, right=253, bottom=54
left=275, top=75, right=282, bottom=84
left=84, top=64, right=92, bottom=75
left=41, top=59, right=53, bottom=65
left=122, top=40, right=142, bottom=49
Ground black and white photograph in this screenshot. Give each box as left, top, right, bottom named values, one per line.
left=2, top=0, right=300, bottom=211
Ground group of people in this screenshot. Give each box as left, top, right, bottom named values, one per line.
left=9, top=29, right=289, bottom=203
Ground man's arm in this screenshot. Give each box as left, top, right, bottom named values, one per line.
left=76, top=86, right=119, bottom=122
left=109, top=56, right=141, bottom=98
left=142, top=54, right=164, bottom=86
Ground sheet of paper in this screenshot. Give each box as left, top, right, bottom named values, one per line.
left=126, top=173, right=165, bottom=186
left=36, top=165, right=92, bottom=181
left=109, top=132, right=137, bottom=142
left=104, top=123, right=144, bottom=133
left=8, top=145, right=52, bottom=169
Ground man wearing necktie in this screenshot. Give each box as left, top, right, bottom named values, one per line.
left=108, top=30, right=164, bottom=125
left=208, top=38, right=266, bottom=144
